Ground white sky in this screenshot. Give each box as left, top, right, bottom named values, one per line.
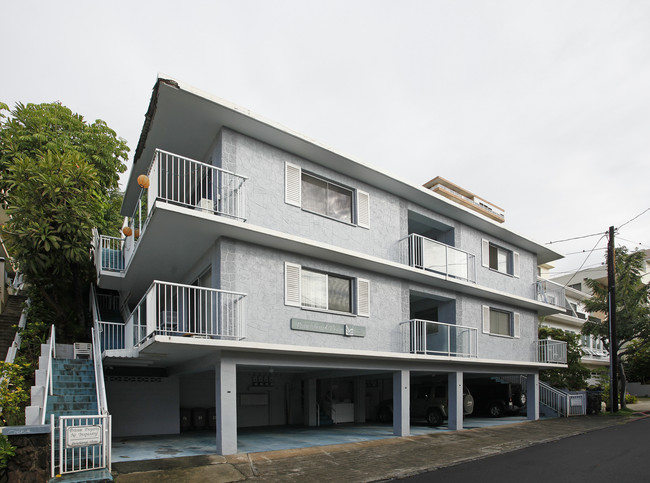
left=1, top=0, right=649, bottom=276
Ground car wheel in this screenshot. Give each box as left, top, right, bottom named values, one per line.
left=488, top=402, right=505, bottom=418
left=426, top=408, right=443, bottom=426
left=378, top=406, right=392, bottom=423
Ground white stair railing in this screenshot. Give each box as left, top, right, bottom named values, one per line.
left=40, top=325, right=56, bottom=425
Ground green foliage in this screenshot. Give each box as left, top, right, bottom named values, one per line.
left=0, top=101, right=128, bottom=207
left=0, top=434, right=16, bottom=471
left=538, top=326, right=591, bottom=390
left=624, top=339, right=650, bottom=384
left=582, top=247, right=650, bottom=408
left=0, top=363, right=29, bottom=427
left=0, top=101, right=129, bottom=335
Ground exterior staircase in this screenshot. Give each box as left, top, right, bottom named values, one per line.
left=44, top=359, right=98, bottom=424
left=0, top=294, right=27, bottom=360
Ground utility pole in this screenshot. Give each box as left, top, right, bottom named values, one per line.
left=607, top=226, right=618, bottom=413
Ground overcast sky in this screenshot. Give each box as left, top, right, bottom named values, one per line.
left=2, top=0, right=648, bottom=276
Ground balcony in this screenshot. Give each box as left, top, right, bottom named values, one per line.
left=400, top=319, right=478, bottom=358
left=536, top=339, right=567, bottom=364
left=95, top=281, right=247, bottom=351
left=535, top=279, right=566, bottom=309
left=93, top=149, right=247, bottom=278
left=400, top=234, right=476, bottom=283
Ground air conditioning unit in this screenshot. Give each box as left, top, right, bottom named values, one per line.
left=196, top=198, right=212, bottom=213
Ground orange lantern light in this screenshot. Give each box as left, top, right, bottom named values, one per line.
left=137, top=174, right=150, bottom=189
left=134, top=228, right=140, bottom=239
left=122, top=226, right=133, bottom=237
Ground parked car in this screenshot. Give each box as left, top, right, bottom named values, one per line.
left=465, top=378, right=526, bottom=417
left=377, top=383, right=474, bottom=426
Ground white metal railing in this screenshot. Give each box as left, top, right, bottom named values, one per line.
left=129, top=280, right=247, bottom=346
left=152, top=149, right=247, bottom=221
left=536, top=339, right=567, bottom=364
left=53, top=414, right=112, bottom=477
left=429, top=183, right=505, bottom=221
left=567, top=392, right=587, bottom=416
left=97, top=235, right=125, bottom=273
left=539, top=381, right=568, bottom=416
left=41, top=325, right=56, bottom=425
left=400, top=234, right=476, bottom=283
left=3, top=300, right=29, bottom=364
left=400, top=319, right=478, bottom=357
left=535, top=279, right=566, bottom=308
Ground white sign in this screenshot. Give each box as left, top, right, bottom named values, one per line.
left=66, top=425, right=103, bottom=448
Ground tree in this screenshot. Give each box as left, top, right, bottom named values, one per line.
left=624, top=339, right=650, bottom=385
left=0, top=102, right=129, bottom=337
left=0, top=101, right=128, bottom=236
left=582, top=248, right=650, bottom=409
left=538, top=326, right=590, bottom=390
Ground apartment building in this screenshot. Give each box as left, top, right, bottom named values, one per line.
left=92, top=76, right=567, bottom=455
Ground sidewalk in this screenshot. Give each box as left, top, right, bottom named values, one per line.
left=112, top=411, right=648, bottom=483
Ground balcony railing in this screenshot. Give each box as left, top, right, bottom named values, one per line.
left=127, top=281, right=247, bottom=346
left=536, top=339, right=567, bottom=364
left=535, top=279, right=566, bottom=309
left=400, top=319, right=477, bottom=358
left=151, top=149, right=247, bottom=221
left=400, top=234, right=476, bottom=283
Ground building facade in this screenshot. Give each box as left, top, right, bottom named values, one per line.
left=93, top=76, right=567, bottom=454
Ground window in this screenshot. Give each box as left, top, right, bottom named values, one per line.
left=285, top=262, right=370, bottom=316
left=285, top=162, right=370, bottom=228
left=481, top=239, right=519, bottom=277
left=482, top=305, right=520, bottom=338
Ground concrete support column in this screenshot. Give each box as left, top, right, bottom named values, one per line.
left=526, top=373, right=540, bottom=421
left=447, top=371, right=464, bottom=431
left=354, top=378, right=366, bottom=423
left=304, top=378, right=318, bottom=427
left=392, top=370, right=410, bottom=437
left=215, top=358, right=237, bottom=455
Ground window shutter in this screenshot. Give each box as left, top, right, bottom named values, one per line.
left=512, top=251, right=520, bottom=278
left=357, top=278, right=370, bottom=317
left=285, top=262, right=301, bottom=306
left=357, top=190, right=370, bottom=228
left=481, top=239, right=490, bottom=268
left=482, top=305, right=490, bottom=334
left=513, top=312, right=520, bottom=338
left=285, top=162, right=301, bottom=206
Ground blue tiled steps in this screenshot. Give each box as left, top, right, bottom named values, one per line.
left=45, top=359, right=99, bottom=424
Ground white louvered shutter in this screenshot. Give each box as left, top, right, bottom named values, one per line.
left=482, top=305, right=490, bottom=334
left=357, top=278, right=370, bottom=317
left=481, top=239, right=490, bottom=268
left=285, top=262, right=301, bottom=306
left=513, top=312, right=520, bottom=338
left=285, top=162, right=301, bottom=206
left=357, top=191, right=370, bottom=229
left=513, top=251, right=520, bottom=278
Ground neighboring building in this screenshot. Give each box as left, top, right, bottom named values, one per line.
left=92, top=76, right=567, bottom=455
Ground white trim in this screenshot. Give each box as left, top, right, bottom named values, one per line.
left=513, top=312, right=520, bottom=338
left=357, top=278, right=370, bottom=317
left=513, top=251, right=520, bottom=278
left=482, top=305, right=490, bottom=334
left=481, top=239, right=490, bottom=268
left=357, top=190, right=370, bottom=229
left=285, top=162, right=301, bottom=206
left=284, top=262, right=301, bottom=306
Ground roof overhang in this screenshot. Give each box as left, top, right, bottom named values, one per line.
left=124, top=75, right=562, bottom=265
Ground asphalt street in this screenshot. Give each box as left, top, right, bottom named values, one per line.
left=399, top=415, right=650, bottom=483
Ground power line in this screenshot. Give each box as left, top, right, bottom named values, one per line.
left=561, top=233, right=608, bottom=288
left=616, top=237, right=650, bottom=249
left=546, top=231, right=606, bottom=245
left=617, top=207, right=650, bottom=230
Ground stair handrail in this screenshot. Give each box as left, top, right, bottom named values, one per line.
left=3, top=299, right=29, bottom=365
left=539, top=380, right=569, bottom=417
left=41, top=324, right=56, bottom=425
left=90, top=285, right=109, bottom=415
